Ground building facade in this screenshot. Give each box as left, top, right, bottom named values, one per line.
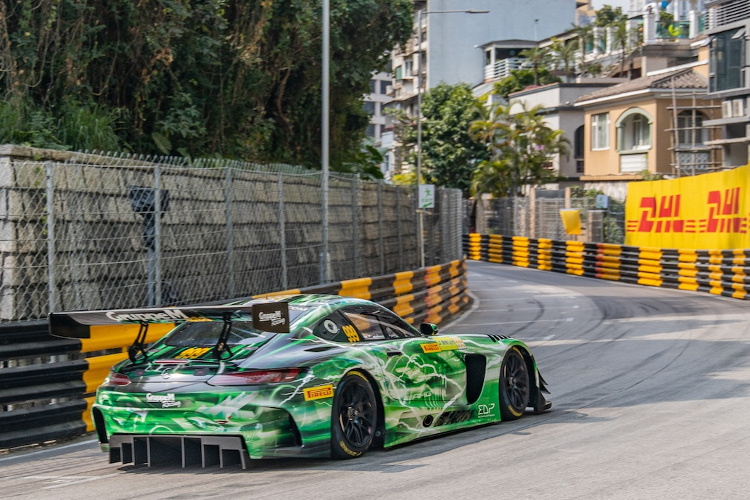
left=703, top=0, right=750, bottom=167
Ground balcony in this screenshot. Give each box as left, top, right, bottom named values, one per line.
left=483, top=57, right=525, bottom=82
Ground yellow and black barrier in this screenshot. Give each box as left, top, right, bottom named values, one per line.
left=0, top=259, right=470, bottom=449
left=463, top=233, right=750, bottom=300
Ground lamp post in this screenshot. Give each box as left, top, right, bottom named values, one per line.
left=320, top=0, right=330, bottom=283
left=415, top=8, right=488, bottom=268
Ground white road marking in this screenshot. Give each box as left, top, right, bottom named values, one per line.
left=457, top=317, right=574, bottom=327
left=24, top=474, right=120, bottom=489
left=0, top=438, right=98, bottom=463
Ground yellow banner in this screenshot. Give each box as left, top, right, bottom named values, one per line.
left=560, top=209, right=581, bottom=235
left=625, top=164, right=750, bottom=249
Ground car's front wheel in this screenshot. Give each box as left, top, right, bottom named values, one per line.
left=331, top=370, right=377, bottom=459
left=499, top=346, right=530, bottom=421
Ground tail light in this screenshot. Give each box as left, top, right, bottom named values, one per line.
left=208, top=368, right=301, bottom=386
left=104, top=371, right=131, bottom=387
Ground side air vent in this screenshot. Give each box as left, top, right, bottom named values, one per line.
left=487, top=334, right=510, bottom=342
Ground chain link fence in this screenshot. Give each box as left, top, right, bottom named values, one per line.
left=0, top=146, right=464, bottom=322
left=471, top=190, right=626, bottom=244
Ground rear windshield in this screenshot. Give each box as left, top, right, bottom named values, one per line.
left=165, top=321, right=272, bottom=347
left=164, top=306, right=309, bottom=346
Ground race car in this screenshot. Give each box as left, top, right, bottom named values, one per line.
left=49, top=294, right=551, bottom=468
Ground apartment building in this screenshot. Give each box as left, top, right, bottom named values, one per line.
left=703, top=0, right=750, bottom=167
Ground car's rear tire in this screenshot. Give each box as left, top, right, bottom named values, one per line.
left=499, top=347, right=530, bottom=421
left=331, top=370, right=377, bottom=459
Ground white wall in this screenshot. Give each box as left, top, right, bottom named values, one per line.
left=426, top=0, right=576, bottom=89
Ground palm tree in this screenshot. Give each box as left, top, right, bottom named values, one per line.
left=550, top=37, right=578, bottom=81
left=519, top=46, right=553, bottom=86
left=469, top=102, right=570, bottom=197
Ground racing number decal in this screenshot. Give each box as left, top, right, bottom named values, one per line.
left=342, top=325, right=360, bottom=343
left=175, top=347, right=211, bottom=359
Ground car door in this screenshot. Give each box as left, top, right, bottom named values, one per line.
left=339, top=306, right=467, bottom=405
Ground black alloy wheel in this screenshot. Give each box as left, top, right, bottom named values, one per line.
left=331, top=371, right=377, bottom=459
left=499, top=346, right=530, bottom=421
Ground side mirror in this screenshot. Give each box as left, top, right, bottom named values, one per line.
left=419, top=323, right=438, bottom=336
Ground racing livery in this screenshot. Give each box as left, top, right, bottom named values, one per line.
left=50, top=295, right=551, bottom=468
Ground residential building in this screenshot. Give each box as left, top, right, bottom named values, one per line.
left=363, top=72, right=395, bottom=177
left=575, top=64, right=721, bottom=182
left=383, top=0, right=576, bottom=176
left=507, top=81, right=620, bottom=184
left=703, top=0, right=750, bottom=167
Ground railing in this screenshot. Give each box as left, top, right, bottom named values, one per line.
left=483, top=57, right=524, bottom=82
left=465, top=233, right=750, bottom=300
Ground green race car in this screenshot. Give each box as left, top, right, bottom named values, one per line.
left=50, top=294, right=551, bottom=468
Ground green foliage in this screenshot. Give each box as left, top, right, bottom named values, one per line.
left=494, top=69, right=561, bottom=98
left=518, top=46, right=554, bottom=86
left=470, top=102, right=570, bottom=197
left=594, top=5, right=627, bottom=27
left=0, top=0, right=413, bottom=175
left=404, top=83, right=488, bottom=196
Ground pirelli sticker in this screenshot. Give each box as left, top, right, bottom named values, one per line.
left=303, top=384, right=334, bottom=401
left=421, top=336, right=466, bottom=353
left=421, top=343, right=441, bottom=353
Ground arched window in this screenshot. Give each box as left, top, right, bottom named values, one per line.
left=616, top=108, right=652, bottom=152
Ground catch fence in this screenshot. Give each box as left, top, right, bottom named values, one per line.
left=472, top=190, right=626, bottom=244
left=0, top=146, right=464, bottom=322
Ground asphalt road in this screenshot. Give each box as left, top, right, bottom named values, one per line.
left=2, top=260, right=749, bottom=499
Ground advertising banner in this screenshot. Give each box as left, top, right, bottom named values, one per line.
left=625, top=164, right=750, bottom=249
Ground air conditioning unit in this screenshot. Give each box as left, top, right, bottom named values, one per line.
left=733, top=99, right=745, bottom=117
left=722, top=101, right=733, bottom=118
left=386, top=85, right=393, bottom=96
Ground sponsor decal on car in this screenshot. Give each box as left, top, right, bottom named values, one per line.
left=303, top=384, right=334, bottom=401
left=106, top=309, right=199, bottom=323
left=252, top=302, right=290, bottom=333
left=478, top=403, right=495, bottom=417
left=421, top=336, right=466, bottom=353
left=421, top=343, right=441, bottom=353
left=146, top=393, right=181, bottom=408
left=175, top=347, right=211, bottom=359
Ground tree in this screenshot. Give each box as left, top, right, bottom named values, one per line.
left=519, top=46, right=554, bottom=86
left=415, top=83, right=489, bottom=196
left=550, top=37, right=578, bottom=80
left=469, top=102, right=570, bottom=197
left=494, top=69, right=561, bottom=98
left=0, top=0, right=413, bottom=175
left=594, top=5, right=627, bottom=27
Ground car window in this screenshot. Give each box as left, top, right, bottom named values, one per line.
left=342, top=311, right=387, bottom=341
left=377, top=312, right=419, bottom=338
left=312, top=312, right=361, bottom=343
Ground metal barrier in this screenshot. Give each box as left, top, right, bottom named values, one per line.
left=0, top=259, right=469, bottom=450
left=465, top=233, right=750, bottom=300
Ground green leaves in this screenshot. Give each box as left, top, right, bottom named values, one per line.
left=470, top=102, right=569, bottom=197
left=0, top=0, right=412, bottom=174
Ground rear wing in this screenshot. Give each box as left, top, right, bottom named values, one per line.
left=49, top=302, right=291, bottom=339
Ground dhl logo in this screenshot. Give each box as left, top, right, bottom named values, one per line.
left=303, top=384, right=334, bottom=401
left=627, top=189, right=748, bottom=235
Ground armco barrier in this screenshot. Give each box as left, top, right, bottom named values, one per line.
left=0, top=259, right=469, bottom=450
left=464, top=233, right=750, bottom=299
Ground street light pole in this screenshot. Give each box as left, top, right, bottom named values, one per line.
left=320, top=0, right=330, bottom=283
left=415, top=8, right=488, bottom=269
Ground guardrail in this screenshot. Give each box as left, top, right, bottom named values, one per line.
left=464, top=233, right=750, bottom=299
left=0, top=259, right=469, bottom=450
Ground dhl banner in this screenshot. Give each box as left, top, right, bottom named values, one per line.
left=625, top=164, right=750, bottom=249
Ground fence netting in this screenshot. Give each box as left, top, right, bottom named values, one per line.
left=471, top=191, right=626, bottom=244
left=0, top=152, right=464, bottom=322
